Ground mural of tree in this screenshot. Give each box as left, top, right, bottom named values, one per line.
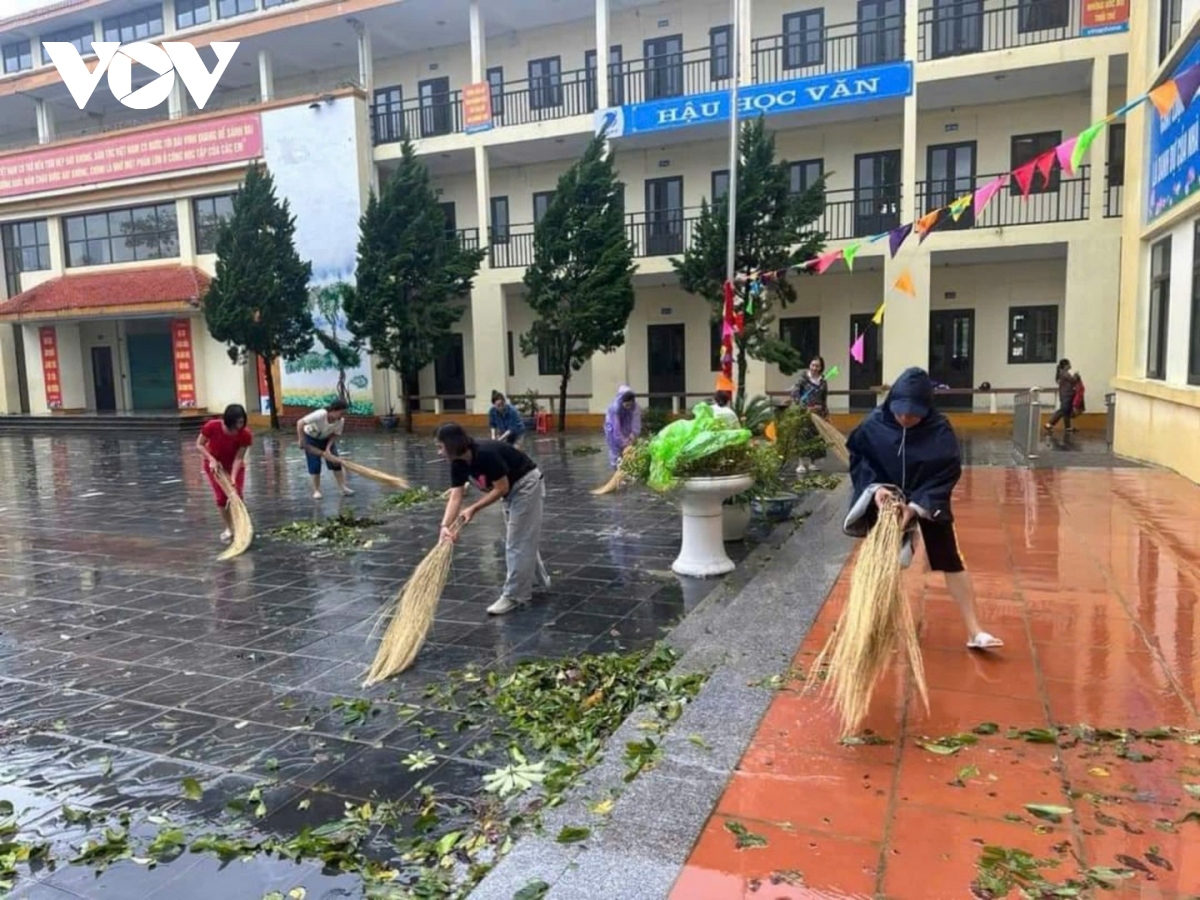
left=312, top=281, right=362, bottom=405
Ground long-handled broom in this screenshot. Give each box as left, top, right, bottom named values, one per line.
left=591, top=445, right=632, bottom=495
left=211, top=466, right=253, bottom=561
left=363, top=518, right=465, bottom=685
left=302, top=444, right=410, bottom=490
left=810, top=414, right=850, bottom=466
left=806, top=501, right=928, bottom=735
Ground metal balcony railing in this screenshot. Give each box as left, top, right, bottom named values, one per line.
left=818, top=186, right=902, bottom=240
left=1105, top=165, right=1124, bottom=218
left=915, top=165, right=1091, bottom=229
left=752, top=15, right=906, bottom=84
left=612, top=46, right=725, bottom=106
left=917, top=0, right=1083, bottom=61
left=371, top=92, right=464, bottom=145
left=456, top=227, right=480, bottom=251
left=489, top=226, right=535, bottom=269
left=624, top=208, right=704, bottom=258
left=492, top=67, right=594, bottom=127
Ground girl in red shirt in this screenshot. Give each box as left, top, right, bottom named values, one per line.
left=196, top=404, right=253, bottom=544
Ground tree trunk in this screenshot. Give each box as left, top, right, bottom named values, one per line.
left=735, top=338, right=748, bottom=410
left=263, top=354, right=281, bottom=431
left=558, top=370, right=570, bottom=433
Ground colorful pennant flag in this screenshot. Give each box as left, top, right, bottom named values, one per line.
left=824, top=364, right=840, bottom=380
left=949, top=194, right=972, bottom=221
left=871, top=302, right=886, bottom=326
left=843, top=242, right=862, bottom=271
left=1012, top=159, right=1038, bottom=197
left=894, top=269, right=915, bottom=297
left=715, top=373, right=735, bottom=393
left=815, top=249, right=843, bottom=274
left=1175, top=63, right=1200, bottom=109
left=973, top=175, right=1008, bottom=214
left=1034, top=149, right=1057, bottom=185
left=850, top=333, right=865, bottom=364
left=1149, top=80, right=1180, bottom=117
left=888, top=223, right=913, bottom=258
left=1055, top=137, right=1079, bottom=176
left=917, top=209, right=942, bottom=244
left=1070, top=117, right=1112, bottom=173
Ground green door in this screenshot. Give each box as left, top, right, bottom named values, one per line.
left=127, top=332, right=177, bottom=410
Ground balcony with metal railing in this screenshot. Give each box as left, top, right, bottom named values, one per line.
left=1104, top=164, right=1124, bottom=219
left=916, top=0, right=1093, bottom=62
left=819, top=186, right=902, bottom=241
left=915, top=165, right=1091, bottom=229
left=752, top=16, right=906, bottom=84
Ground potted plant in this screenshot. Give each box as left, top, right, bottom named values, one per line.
left=753, top=404, right=826, bottom=520
left=620, top=406, right=755, bottom=577
left=515, top=389, right=540, bottom=431
left=380, top=405, right=399, bottom=430
left=724, top=440, right=784, bottom=540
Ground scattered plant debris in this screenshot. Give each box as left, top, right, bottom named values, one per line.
left=724, top=819, right=768, bottom=850
left=268, top=512, right=382, bottom=549
left=379, top=486, right=437, bottom=510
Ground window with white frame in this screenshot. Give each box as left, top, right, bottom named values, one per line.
left=63, top=203, right=179, bottom=267
left=40, top=22, right=95, bottom=64
left=2, top=40, right=32, bottom=74
left=1008, top=306, right=1058, bottom=364
left=101, top=5, right=164, bottom=43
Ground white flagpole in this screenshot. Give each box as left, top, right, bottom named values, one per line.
left=725, top=0, right=740, bottom=285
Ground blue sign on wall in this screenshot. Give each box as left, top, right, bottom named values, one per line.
left=594, top=62, right=913, bottom=139
left=1148, top=41, right=1200, bottom=222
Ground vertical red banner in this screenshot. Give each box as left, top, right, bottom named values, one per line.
left=171, top=319, right=197, bottom=408
left=38, top=326, right=62, bottom=409
left=257, top=356, right=270, bottom=414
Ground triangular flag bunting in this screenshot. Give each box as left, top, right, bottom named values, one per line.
left=949, top=194, right=972, bottom=221
left=815, top=249, right=843, bottom=274
left=1149, top=80, right=1180, bottom=117
left=824, top=364, right=839, bottom=380
left=973, top=175, right=1008, bottom=214
left=888, top=223, right=913, bottom=258
left=1055, top=137, right=1078, bottom=176
left=1034, top=149, right=1057, bottom=185
left=871, top=302, right=886, bottom=326
left=893, top=269, right=915, bottom=297
left=917, top=209, right=942, bottom=244
left=1070, top=117, right=1112, bottom=173
left=715, top=373, right=735, bottom=393
left=850, top=333, right=865, bottom=364
left=843, top=242, right=862, bottom=271
left=1175, top=63, right=1200, bottom=110
left=1012, top=159, right=1038, bottom=197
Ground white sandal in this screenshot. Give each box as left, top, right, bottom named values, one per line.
left=967, top=632, right=1003, bottom=650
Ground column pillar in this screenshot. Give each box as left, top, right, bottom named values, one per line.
left=356, top=22, right=373, bottom=95
left=471, top=282, right=509, bottom=413
left=258, top=49, right=275, bottom=103
left=1063, top=235, right=1121, bottom=394
left=469, top=0, right=485, bottom=82
left=163, top=0, right=177, bottom=34
left=35, top=99, right=55, bottom=144
left=882, top=251, right=931, bottom=380
left=595, top=0, right=610, bottom=109
left=0, top=325, right=22, bottom=415
left=900, top=3, right=919, bottom=222
left=1088, top=54, right=1110, bottom=221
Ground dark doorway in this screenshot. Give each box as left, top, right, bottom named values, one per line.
left=403, top=371, right=421, bottom=412
left=439, top=202, right=457, bottom=243
left=858, top=0, right=904, bottom=66
left=643, top=35, right=684, bottom=100
left=929, top=309, right=975, bottom=409
left=926, top=141, right=976, bottom=229
left=645, top=176, right=684, bottom=256
left=435, top=333, right=466, bottom=412
left=126, top=331, right=177, bottom=410
left=849, top=314, right=882, bottom=411
left=854, top=150, right=901, bottom=237
left=12, top=325, right=29, bottom=413
left=418, top=77, right=452, bottom=137
left=91, top=346, right=117, bottom=412
left=647, top=323, right=685, bottom=411
left=930, top=0, right=982, bottom=58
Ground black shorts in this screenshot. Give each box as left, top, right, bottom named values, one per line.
left=916, top=518, right=965, bottom=574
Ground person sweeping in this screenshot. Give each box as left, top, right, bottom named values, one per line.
left=844, top=368, right=1001, bottom=651
left=603, top=385, right=641, bottom=469
left=196, top=403, right=252, bottom=545
left=435, top=423, right=550, bottom=616
left=488, top=391, right=525, bottom=447
left=296, top=399, right=355, bottom=499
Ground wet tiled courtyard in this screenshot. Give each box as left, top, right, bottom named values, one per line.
left=0, top=431, right=757, bottom=898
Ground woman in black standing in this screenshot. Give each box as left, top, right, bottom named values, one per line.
left=1046, top=359, right=1079, bottom=434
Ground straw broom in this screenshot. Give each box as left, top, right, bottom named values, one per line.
left=211, top=466, right=253, bottom=561
left=302, top=444, right=409, bottom=490
left=363, top=518, right=465, bottom=685
left=806, top=502, right=928, bottom=735
left=810, top=414, right=850, bottom=466
left=591, top=445, right=632, bottom=495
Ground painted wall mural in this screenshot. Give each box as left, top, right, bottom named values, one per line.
left=260, top=98, right=373, bottom=414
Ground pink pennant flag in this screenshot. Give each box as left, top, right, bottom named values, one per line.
left=1012, top=159, right=1038, bottom=197
left=814, top=249, right=843, bottom=274
left=850, top=333, right=865, bottom=365
left=973, top=175, right=1008, bottom=214
left=1055, top=137, right=1079, bottom=176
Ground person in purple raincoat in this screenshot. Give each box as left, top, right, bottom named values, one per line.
left=603, top=385, right=642, bottom=468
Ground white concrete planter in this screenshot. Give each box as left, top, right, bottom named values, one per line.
left=673, top=475, right=755, bottom=578
left=722, top=501, right=752, bottom=542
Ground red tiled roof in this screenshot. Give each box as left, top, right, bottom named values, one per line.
left=0, top=265, right=210, bottom=320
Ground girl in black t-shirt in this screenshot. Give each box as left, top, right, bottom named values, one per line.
left=435, top=423, right=551, bottom=615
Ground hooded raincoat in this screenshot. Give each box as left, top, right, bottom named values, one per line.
left=843, top=368, right=961, bottom=545
left=604, top=385, right=642, bottom=467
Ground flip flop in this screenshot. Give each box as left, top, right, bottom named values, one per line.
left=967, top=632, right=1003, bottom=650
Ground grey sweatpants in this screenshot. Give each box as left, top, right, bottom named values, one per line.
left=500, top=469, right=549, bottom=602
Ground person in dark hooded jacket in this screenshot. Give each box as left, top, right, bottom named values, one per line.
left=844, top=368, right=1002, bottom=650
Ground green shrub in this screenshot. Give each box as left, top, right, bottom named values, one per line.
left=640, top=406, right=671, bottom=435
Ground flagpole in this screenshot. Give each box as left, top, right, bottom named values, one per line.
left=725, top=0, right=739, bottom=286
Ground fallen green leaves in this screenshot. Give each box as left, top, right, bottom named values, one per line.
left=554, top=826, right=590, bottom=844
left=379, top=486, right=437, bottom=510
left=1024, top=804, right=1073, bottom=824
left=724, top=819, right=768, bottom=850
left=917, top=733, right=979, bottom=756
left=268, top=512, right=383, bottom=549
left=974, top=844, right=1135, bottom=899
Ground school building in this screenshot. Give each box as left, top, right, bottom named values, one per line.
left=0, top=0, right=1140, bottom=424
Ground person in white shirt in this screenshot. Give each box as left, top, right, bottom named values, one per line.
left=712, top=390, right=740, bottom=427
left=296, top=399, right=354, bottom=499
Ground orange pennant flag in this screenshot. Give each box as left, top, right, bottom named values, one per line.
left=893, top=269, right=915, bottom=297
left=915, top=209, right=940, bottom=235
left=1149, top=80, right=1181, bottom=117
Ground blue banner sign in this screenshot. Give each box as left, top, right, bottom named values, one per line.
left=1148, top=41, right=1200, bottom=222
left=595, top=62, right=913, bottom=139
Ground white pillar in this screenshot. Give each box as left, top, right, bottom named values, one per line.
left=900, top=3, right=919, bottom=222
left=595, top=0, right=610, bottom=109
left=258, top=49, right=275, bottom=103
left=35, top=99, right=55, bottom=144
left=168, top=76, right=187, bottom=118
left=1088, top=54, right=1110, bottom=221
left=471, top=282, right=508, bottom=413
left=356, top=22, right=373, bottom=95
left=0, top=325, right=23, bottom=415
left=474, top=144, right=492, bottom=266
left=882, top=251, right=931, bottom=378
left=163, top=0, right=177, bottom=34
left=469, top=0, right=485, bottom=82
left=1063, top=234, right=1122, bottom=393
